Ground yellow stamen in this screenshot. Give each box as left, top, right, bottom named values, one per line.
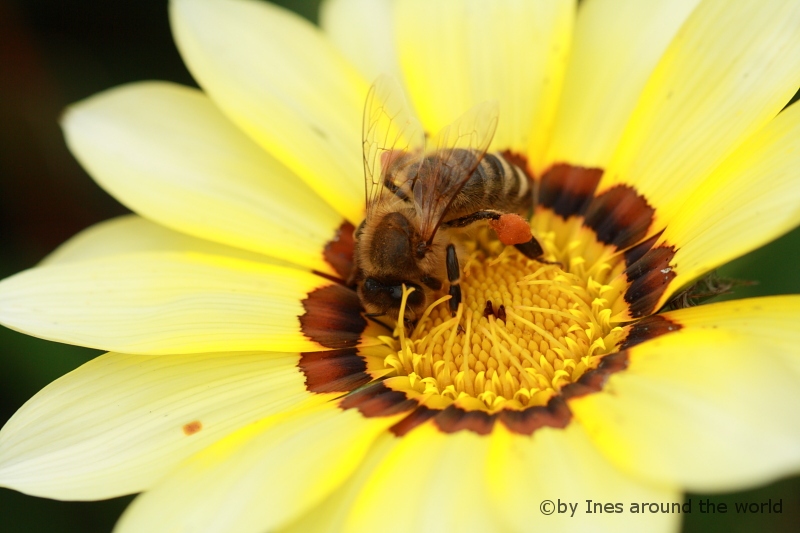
left=382, top=231, right=627, bottom=413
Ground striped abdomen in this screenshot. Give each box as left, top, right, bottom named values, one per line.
left=441, top=151, right=533, bottom=222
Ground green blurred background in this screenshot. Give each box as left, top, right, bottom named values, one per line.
left=0, top=0, right=798, bottom=531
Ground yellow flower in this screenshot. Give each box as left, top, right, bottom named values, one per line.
left=1, top=0, right=800, bottom=531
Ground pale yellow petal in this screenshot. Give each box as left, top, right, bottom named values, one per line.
left=394, top=0, right=574, bottom=160
left=320, top=0, right=402, bottom=83
left=278, top=433, right=399, bottom=533
left=544, top=0, right=700, bottom=169
left=0, top=252, right=342, bottom=355
left=170, top=0, right=368, bottom=223
left=62, top=82, right=343, bottom=274
left=346, top=422, right=498, bottom=533
left=0, top=351, right=326, bottom=499
left=599, top=0, right=800, bottom=229
left=40, top=215, right=293, bottom=268
left=650, top=102, right=800, bottom=309
left=488, top=424, right=680, bottom=533
left=570, top=326, right=800, bottom=492
left=115, top=404, right=399, bottom=533
left=660, top=295, right=800, bottom=378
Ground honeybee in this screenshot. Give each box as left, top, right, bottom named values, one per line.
left=349, top=76, right=546, bottom=322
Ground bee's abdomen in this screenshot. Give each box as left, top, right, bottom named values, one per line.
left=484, top=153, right=532, bottom=209
left=446, top=152, right=533, bottom=219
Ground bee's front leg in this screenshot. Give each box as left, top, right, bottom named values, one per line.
left=445, top=244, right=461, bottom=316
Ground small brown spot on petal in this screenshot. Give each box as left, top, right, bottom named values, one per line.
left=182, top=421, right=202, bottom=436
left=538, top=164, right=603, bottom=218
left=584, top=185, right=655, bottom=248
left=300, top=284, right=367, bottom=349
left=624, top=245, right=677, bottom=318
left=323, top=221, right=356, bottom=281
left=496, top=304, right=506, bottom=322
left=483, top=300, right=494, bottom=318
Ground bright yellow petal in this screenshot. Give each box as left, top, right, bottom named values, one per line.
left=62, top=82, right=343, bottom=275
left=170, top=0, right=368, bottom=223
left=40, top=215, right=293, bottom=268
left=544, top=0, right=700, bottom=169
left=488, top=424, right=680, bottom=533
left=320, top=0, right=402, bottom=83
left=115, top=404, right=399, bottom=533
left=394, top=0, right=574, bottom=160
left=0, top=351, right=325, bottom=500
left=569, top=321, right=800, bottom=492
left=0, top=252, right=353, bottom=355
left=278, top=433, right=399, bottom=533
left=599, top=0, right=800, bottom=229
left=650, top=102, right=800, bottom=309
left=346, top=422, right=498, bottom=533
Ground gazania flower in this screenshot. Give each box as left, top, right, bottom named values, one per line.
left=1, top=0, right=800, bottom=531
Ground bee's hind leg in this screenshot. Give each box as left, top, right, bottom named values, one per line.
left=439, top=210, right=502, bottom=229
left=514, top=238, right=544, bottom=260
left=516, top=237, right=562, bottom=268
left=446, top=244, right=461, bottom=316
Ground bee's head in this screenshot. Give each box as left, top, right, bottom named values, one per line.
left=353, top=210, right=433, bottom=321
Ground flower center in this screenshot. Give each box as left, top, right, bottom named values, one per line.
left=381, top=221, right=628, bottom=412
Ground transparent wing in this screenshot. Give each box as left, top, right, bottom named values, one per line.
left=362, top=74, right=425, bottom=218
left=414, top=100, right=499, bottom=243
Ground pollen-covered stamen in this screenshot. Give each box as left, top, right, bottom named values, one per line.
left=383, top=241, right=626, bottom=412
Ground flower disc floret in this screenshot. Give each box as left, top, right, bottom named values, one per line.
left=383, top=237, right=627, bottom=412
